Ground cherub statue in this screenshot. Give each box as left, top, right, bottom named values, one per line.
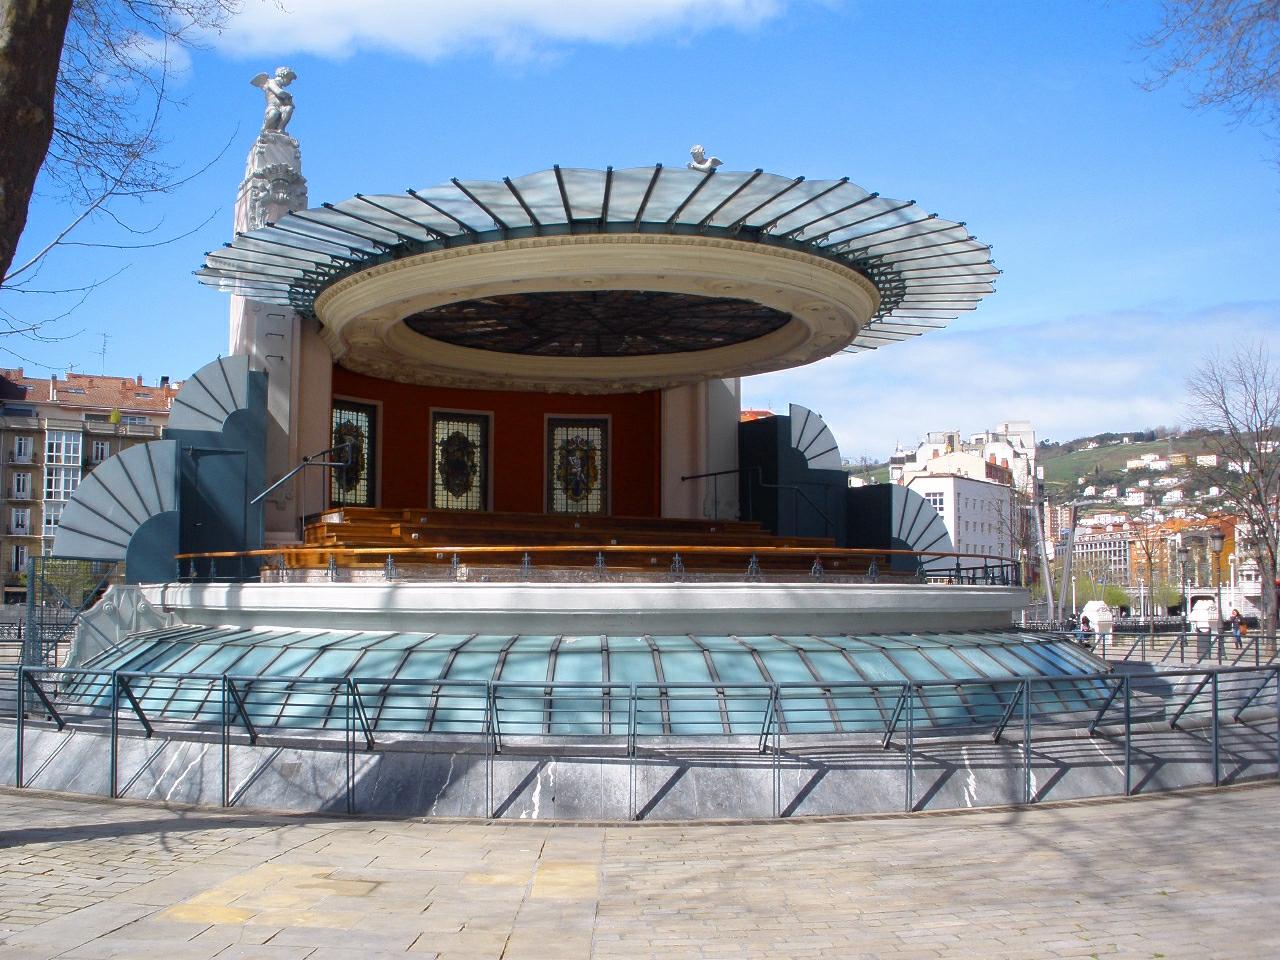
left=250, top=67, right=298, bottom=135
left=688, top=144, right=723, bottom=173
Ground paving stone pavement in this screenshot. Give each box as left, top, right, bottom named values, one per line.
left=0, top=783, right=1276, bottom=959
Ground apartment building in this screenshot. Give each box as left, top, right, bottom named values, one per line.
left=890, top=420, right=1038, bottom=496
left=1071, top=522, right=1134, bottom=587
left=906, top=473, right=1016, bottom=561
left=0, top=369, right=180, bottom=603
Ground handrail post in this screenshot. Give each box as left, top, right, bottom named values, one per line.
left=220, top=676, right=229, bottom=807
left=1274, top=667, right=1279, bottom=780
left=347, top=678, right=374, bottom=749
left=1211, top=671, right=1220, bottom=788
left=628, top=683, right=637, bottom=822
left=1123, top=674, right=1132, bottom=796
left=904, top=684, right=914, bottom=813
left=1022, top=678, right=1032, bottom=804
left=110, top=671, right=119, bottom=799
left=117, top=676, right=153, bottom=737
left=882, top=683, right=908, bottom=749
left=484, top=682, right=494, bottom=818
left=15, top=665, right=24, bottom=793
left=991, top=681, right=1023, bottom=743
left=771, top=685, right=780, bottom=818
left=345, top=679, right=354, bottom=815
left=1086, top=676, right=1123, bottom=736
left=488, top=683, right=501, bottom=755
left=1170, top=674, right=1213, bottom=729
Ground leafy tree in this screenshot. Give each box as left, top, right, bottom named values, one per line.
left=1154, top=580, right=1183, bottom=613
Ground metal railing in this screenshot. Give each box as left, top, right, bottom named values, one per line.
left=1111, top=616, right=1190, bottom=633
left=680, top=466, right=838, bottom=535
left=22, top=558, right=118, bottom=669
left=171, top=543, right=1024, bottom=587
left=2, top=658, right=1276, bottom=817
left=1086, top=630, right=1280, bottom=668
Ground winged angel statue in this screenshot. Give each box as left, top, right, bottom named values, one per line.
left=251, top=67, right=297, bottom=135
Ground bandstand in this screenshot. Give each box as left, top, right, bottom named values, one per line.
left=16, top=79, right=1269, bottom=822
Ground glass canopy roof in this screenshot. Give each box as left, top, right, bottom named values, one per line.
left=76, top=627, right=1106, bottom=736
left=196, top=166, right=998, bottom=354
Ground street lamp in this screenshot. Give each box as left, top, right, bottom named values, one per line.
left=1210, top=528, right=1225, bottom=652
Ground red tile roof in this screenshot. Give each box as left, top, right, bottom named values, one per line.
left=0, top=368, right=180, bottom=414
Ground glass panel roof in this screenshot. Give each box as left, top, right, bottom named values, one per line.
left=196, top=166, right=997, bottom=354
left=74, top=627, right=1107, bottom=737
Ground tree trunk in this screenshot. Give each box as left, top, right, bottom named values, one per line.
left=0, top=0, right=73, bottom=284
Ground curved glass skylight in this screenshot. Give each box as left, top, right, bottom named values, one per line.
left=196, top=166, right=997, bottom=353
left=74, top=628, right=1106, bottom=737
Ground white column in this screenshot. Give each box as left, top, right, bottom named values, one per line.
left=227, top=132, right=331, bottom=543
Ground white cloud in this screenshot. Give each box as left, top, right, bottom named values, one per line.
left=214, top=0, right=783, bottom=60
left=127, top=33, right=194, bottom=77
left=742, top=301, right=1280, bottom=462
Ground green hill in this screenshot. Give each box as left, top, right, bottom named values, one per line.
left=1040, top=437, right=1214, bottom=493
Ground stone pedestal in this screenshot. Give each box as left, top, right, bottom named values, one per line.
left=228, top=132, right=332, bottom=544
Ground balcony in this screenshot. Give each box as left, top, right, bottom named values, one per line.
left=5, top=527, right=33, bottom=536
left=43, top=417, right=84, bottom=431
left=0, top=416, right=39, bottom=430
left=84, top=421, right=162, bottom=438
left=6, top=451, right=39, bottom=466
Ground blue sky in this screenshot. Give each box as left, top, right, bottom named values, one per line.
left=6, top=0, right=1278, bottom=460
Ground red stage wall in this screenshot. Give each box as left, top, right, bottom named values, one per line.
left=332, top=367, right=662, bottom=516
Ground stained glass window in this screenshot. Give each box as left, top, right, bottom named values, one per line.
left=432, top=411, right=489, bottom=511
left=547, top=417, right=608, bottom=514
left=331, top=401, right=376, bottom=507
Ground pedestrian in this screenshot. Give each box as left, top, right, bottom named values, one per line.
left=1078, top=615, right=1093, bottom=645
left=1229, top=608, right=1243, bottom=648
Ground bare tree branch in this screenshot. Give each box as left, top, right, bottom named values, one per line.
left=0, top=0, right=241, bottom=298
left=1185, top=341, right=1280, bottom=631
left=1141, top=0, right=1280, bottom=161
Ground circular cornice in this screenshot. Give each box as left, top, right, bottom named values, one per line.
left=314, top=233, right=879, bottom=392
left=198, top=165, right=999, bottom=378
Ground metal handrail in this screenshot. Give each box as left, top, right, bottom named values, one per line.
left=250, top=441, right=353, bottom=506
left=5, top=660, right=1278, bottom=814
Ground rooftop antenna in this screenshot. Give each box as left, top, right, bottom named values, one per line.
left=97, top=333, right=110, bottom=375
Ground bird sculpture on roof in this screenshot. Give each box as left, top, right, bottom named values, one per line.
left=688, top=145, right=723, bottom=173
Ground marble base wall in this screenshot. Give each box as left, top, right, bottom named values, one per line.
left=1, top=720, right=1274, bottom=820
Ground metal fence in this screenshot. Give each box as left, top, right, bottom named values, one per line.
left=1088, top=630, right=1279, bottom=667
left=22, top=558, right=118, bottom=668
left=2, top=654, right=1277, bottom=816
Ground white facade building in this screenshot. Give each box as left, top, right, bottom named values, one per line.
left=906, top=474, right=1015, bottom=560
left=891, top=420, right=1036, bottom=496
left=1072, top=522, right=1134, bottom=587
